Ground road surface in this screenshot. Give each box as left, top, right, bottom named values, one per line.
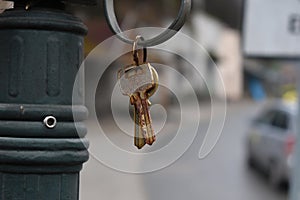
left=80, top=100, right=288, bottom=200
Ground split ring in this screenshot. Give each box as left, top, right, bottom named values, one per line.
left=104, top=0, right=191, bottom=47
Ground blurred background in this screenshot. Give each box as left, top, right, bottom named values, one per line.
left=66, top=0, right=299, bottom=199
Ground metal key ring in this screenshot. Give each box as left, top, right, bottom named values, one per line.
left=104, top=0, right=192, bottom=47
left=132, top=35, right=147, bottom=65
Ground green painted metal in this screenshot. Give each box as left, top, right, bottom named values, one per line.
left=0, top=3, right=91, bottom=199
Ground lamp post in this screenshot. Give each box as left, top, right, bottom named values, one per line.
left=0, top=0, right=95, bottom=199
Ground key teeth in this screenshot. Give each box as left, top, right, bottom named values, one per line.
left=135, top=142, right=145, bottom=149
left=146, top=136, right=156, bottom=146
left=135, top=137, right=146, bottom=149
left=135, top=145, right=144, bottom=149
left=135, top=136, right=156, bottom=149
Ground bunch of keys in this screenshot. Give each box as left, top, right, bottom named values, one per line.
left=118, top=36, right=159, bottom=149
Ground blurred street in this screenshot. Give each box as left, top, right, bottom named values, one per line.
left=0, top=1, right=299, bottom=200
left=80, top=100, right=288, bottom=200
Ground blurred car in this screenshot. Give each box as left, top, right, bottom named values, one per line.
left=246, top=100, right=297, bottom=188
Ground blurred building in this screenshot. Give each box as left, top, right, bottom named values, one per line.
left=69, top=0, right=245, bottom=113
left=182, top=11, right=243, bottom=101
left=244, top=59, right=298, bottom=100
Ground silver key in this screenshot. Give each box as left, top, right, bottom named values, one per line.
left=118, top=63, right=155, bottom=97
left=118, top=62, right=157, bottom=148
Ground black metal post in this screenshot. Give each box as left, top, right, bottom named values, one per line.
left=0, top=1, right=95, bottom=199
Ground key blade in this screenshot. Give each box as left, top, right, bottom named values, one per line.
left=132, top=94, right=147, bottom=149
left=134, top=104, right=146, bottom=149
left=141, top=97, right=156, bottom=145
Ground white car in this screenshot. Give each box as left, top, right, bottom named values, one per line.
left=246, top=100, right=297, bottom=187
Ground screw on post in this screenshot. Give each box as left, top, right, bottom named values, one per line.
left=43, top=116, right=57, bottom=129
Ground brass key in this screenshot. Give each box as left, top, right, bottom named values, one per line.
left=131, top=91, right=156, bottom=146
left=117, top=35, right=159, bottom=149
left=140, top=92, right=156, bottom=145
left=138, top=65, right=159, bottom=145
left=130, top=95, right=146, bottom=149
left=130, top=67, right=158, bottom=149
left=119, top=63, right=156, bottom=148
left=143, top=65, right=159, bottom=145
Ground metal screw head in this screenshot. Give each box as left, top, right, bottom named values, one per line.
left=43, top=116, right=57, bottom=129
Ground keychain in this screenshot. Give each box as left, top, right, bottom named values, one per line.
left=104, top=0, right=191, bottom=149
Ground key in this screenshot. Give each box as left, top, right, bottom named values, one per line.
left=133, top=66, right=158, bottom=146
left=140, top=93, right=156, bottom=145
left=118, top=35, right=159, bottom=149
left=138, top=66, right=159, bottom=145
left=118, top=63, right=154, bottom=148
left=142, top=66, right=159, bottom=145
left=118, top=62, right=159, bottom=148
left=130, top=95, right=146, bottom=149
left=131, top=91, right=155, bottom=146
